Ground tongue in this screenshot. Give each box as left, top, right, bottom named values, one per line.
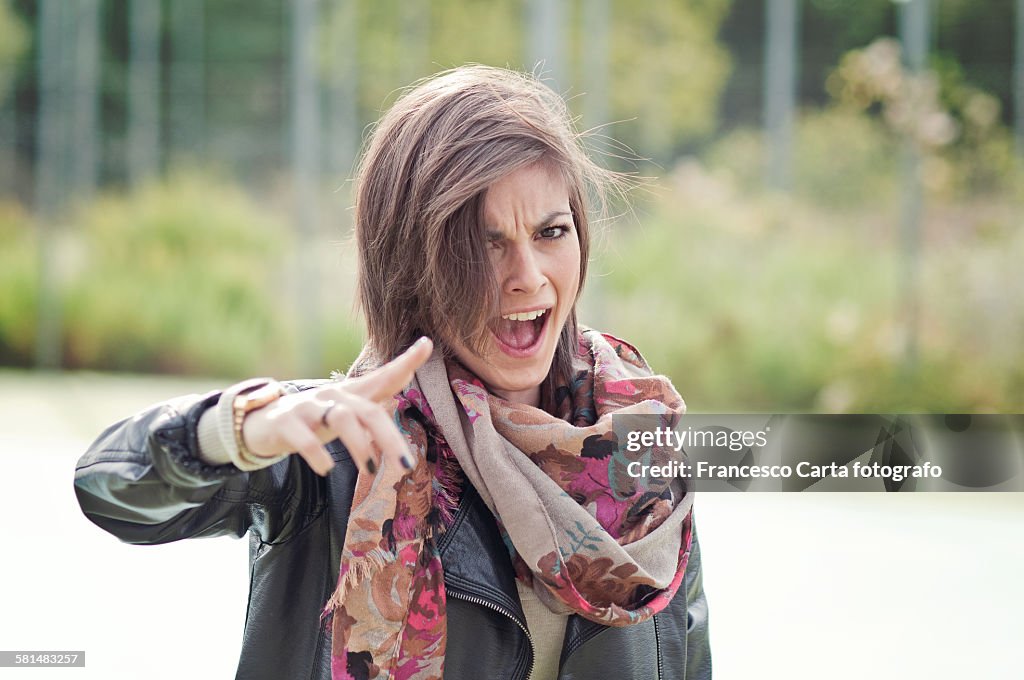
left=493, top=317, right=540, bottom=349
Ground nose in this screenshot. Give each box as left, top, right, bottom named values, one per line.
left=501, top=243, right=546, bottom=296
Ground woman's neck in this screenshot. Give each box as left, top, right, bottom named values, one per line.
left=490, top=384, right=541, bottom=408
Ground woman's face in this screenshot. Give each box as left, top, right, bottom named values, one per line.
left=450, top=162, right=581, bottom=407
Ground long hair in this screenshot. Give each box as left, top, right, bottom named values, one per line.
left=354, top=65, right=619, bottom=392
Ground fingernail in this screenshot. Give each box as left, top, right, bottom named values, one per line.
left=415, top=336, right=431, bottom=348
left=401, top=453, right=415, bottom=469
left=366, top=459, right=377, bottom=474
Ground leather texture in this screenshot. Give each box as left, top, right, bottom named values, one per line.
left=74, top=383, right=712, bottom=679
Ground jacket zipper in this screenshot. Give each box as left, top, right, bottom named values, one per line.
left=447, top=589, right=536, bottom=680
left=652, top=613, right=663, bottom=680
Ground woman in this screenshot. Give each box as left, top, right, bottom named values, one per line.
left=75, top=65, right=711, bottom=680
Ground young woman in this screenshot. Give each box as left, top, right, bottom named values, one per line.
left=75, top=65, right=711, bottom=680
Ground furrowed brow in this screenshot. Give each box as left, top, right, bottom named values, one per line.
left=485, top=211, right=572, bottom=240
left=532, top=211, right=572, bottom=232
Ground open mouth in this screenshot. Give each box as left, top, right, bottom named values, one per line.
left=490, top=308, right=550, bottom=357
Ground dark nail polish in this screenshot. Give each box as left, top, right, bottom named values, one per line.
left=401, top=453, right=415, bottom=469
left=366, top=459, right=377, bottom=474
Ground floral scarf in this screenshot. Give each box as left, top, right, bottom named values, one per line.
left=322, top=329, right=694, bottom=680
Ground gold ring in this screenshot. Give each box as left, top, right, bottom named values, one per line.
left=320, top=400, right=337, bottom=428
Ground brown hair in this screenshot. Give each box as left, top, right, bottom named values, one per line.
left=354, top=65, right=619, bottom=393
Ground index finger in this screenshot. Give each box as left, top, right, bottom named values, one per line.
left=345, top=337, right=433, bottom=402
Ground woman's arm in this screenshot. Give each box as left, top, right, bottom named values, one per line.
left=73, top=382, right=332, bottom=545
left=74, top=341, right=433, bottom=546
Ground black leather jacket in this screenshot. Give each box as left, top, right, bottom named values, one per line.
left=74, top=381, right=712, bottom=679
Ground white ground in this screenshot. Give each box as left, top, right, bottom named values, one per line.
left=0, top=370, right=1021, bottom=679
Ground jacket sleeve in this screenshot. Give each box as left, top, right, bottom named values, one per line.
left=73, top=385, right=330, bottom=545
left=684, top=520, right=712, bottom=679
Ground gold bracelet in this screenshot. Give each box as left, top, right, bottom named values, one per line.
left=232, top=381, right=288, bottom=465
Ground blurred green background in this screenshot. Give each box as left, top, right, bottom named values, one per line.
left=1, top=0, right=1022, bottom=412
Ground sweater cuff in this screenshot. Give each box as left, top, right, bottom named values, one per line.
left=196, top=379, right=289, bottom=471
left=197, top=407, right=231, bottom=465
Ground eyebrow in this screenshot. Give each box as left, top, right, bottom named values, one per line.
left=485, top=210, right=572, bottom=240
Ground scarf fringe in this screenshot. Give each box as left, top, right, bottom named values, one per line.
left=321, top=548, right=395, bottom=620
left=432, top=439, right=464, bottom=530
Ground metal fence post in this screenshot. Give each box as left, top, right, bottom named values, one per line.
left=764, top=0, right=800, bottom=191
left=897, top=0, right=931, bottom=368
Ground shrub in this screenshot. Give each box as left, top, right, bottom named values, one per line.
left=708, top=107, right=898, bottom=210
left=63, top=172, right=294, bottom=378
left=590, top=162, right=1023, bottom=412
left=0, top=201, right=37, bottom=366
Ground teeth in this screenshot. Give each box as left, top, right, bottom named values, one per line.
left=501, top=309, right=548, bottom=322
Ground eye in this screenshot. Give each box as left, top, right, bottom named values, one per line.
left=539, top=225, right=570, bottom=240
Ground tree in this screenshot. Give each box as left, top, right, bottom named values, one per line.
left=0, top=0, right=27, bottom=100
left=607, top=0, right=732, bottom=162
